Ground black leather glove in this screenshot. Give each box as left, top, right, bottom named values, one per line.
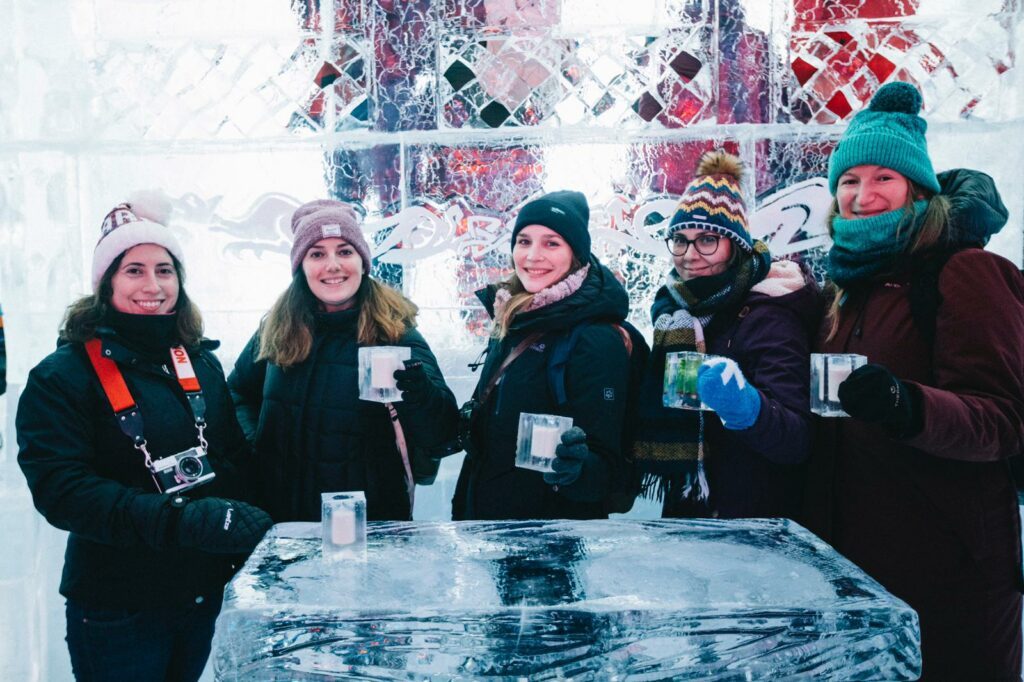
left=393, top=361, right=433, bottom=405
left=543, top=427, right=609, bottom=502
left=175, top=496, right=273, bottom=554
left=837, top=363, right=922, bottom=437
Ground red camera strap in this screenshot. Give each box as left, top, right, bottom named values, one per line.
left=85, top=339, right=203, bottom=407
left=83, top=339, right=207, bottom=454
left=84, top=338, right=136, bottom=413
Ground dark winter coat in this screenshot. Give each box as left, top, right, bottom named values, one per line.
left=228, top=309, right=457, bottom=523
left=16, top=323, right=252, bottom=610
left=663, top=261, right=820, bottom=519
left=452, top=260, right=633, bottom=521
left=804, top=248, right=1024, bottom=680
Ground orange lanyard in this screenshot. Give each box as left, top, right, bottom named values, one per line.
left=84, top=339, right=208, bottom=468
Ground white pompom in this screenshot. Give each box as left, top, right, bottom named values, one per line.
left=125, top=190, right=173, bottom=226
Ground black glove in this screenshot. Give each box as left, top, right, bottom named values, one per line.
left=393, top=361, right=433, bottom=405
left=543, top=427, right=609, bottom=502
left=175, top=496, right=273, bottom=554
left=837, top=363, right=921, bottom=437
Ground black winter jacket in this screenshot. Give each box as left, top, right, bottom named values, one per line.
left=16, top=320, right=253, bottom=610
left=452, top=260, right=633, bottom=520
left=228, top=309, right=457, bottom=522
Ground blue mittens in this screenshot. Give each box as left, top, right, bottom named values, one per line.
left=697, top=357, right=761, bottom=430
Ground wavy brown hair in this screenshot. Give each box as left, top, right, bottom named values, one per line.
left=824, top=181, right=951, bottom=341
left=258, top=272, right=418, bottom=368
left=491, top=256, right=585, bottom=340
left=60, top=252, right=204, bottom=346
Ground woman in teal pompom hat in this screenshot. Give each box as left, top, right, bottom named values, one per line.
left=804, top=81, right=1024, bottom=679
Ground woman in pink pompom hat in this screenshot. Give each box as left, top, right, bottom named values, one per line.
left=16, top=192, right=272, bottom=682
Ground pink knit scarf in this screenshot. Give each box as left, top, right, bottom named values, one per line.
left=493, top=264, right=590, bottom=320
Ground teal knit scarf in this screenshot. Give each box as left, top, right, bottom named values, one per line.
left=827, top=200, right=928, bottom=288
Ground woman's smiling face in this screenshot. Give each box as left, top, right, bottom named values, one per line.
left=302, top=237, right=363, bottom=311
left=836, top=165, right=911, bottom=219
left=109, top=244, right=179, bottom=315
left=512, top=225, right=575, bottom=293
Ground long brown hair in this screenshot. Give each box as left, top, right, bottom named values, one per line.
left=824, top=182, right=951, bottom=340
left=258, top=272, right=418, bottom=368
left=60, top=251, right=204, bottom=346
left=491, top=256, right=585, bottom=340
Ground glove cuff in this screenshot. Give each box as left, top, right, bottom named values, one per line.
left=556, top=452, right=609, bottom=503
left=885, top=381, right=923, bottom=439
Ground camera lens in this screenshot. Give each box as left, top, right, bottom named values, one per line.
left=177, top=455, right=204, bottom=480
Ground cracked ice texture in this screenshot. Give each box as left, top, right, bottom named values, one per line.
left=789, top=0, right=1022, bottom=122
left=213, top=520, right=921, bottom=679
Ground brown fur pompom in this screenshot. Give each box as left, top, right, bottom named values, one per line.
left=696, top=150, right=743, bottom=181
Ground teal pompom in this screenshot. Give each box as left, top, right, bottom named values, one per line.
left=868, top=81, right=922, bottom=115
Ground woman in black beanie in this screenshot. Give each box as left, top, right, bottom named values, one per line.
left=452, top=190, right=647, bottom=520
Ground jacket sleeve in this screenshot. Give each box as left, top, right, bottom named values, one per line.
left=561, top=324, right=630, bottom=500
left=393, top=328, right=460, bottom=475
left=724, top=304, right=813, bottom=465
left=902, top=250, right=1024, bottom=461
left=16, top=356, right=178, bottom=549
left=227, top=331, right=266, bottom=443
left=200, top=349, right=259, bottom=504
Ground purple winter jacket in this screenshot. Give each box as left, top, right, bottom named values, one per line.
left=667, top=261, right=822, bottom=520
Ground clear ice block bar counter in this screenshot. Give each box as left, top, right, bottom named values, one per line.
left=212, top=519, right=920, bottom=680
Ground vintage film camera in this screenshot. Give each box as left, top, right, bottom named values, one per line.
left=150, top=446, right=216, bottom=494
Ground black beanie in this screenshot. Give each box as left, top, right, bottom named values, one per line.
left=510, top=190, right=591, bottom=260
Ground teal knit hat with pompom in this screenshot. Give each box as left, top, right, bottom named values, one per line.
left=827, top=82, right=940, bottom=195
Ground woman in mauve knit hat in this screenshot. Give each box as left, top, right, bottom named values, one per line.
left=804, top=81, right=1024, bottom=680
left=228, top=200, right=458, bottom=523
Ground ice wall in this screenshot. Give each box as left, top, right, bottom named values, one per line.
left=0, top=0, right=1021, bottom=679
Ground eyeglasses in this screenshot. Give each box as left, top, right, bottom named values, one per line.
left=665, top=233, right=723, bottom=256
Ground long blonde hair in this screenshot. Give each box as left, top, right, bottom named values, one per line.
left=491, top=256, right=585, bottom=339
left=60, top=252, right=204, bottom=347
left=258, top=273, right=418, bottom=368
left=824, top=183, right=951, bottom=341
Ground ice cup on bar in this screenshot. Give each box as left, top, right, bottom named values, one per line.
left=811, top=353, right=868, bottom=417
left=358, top=346, right=412, bottom=403
left=516, top=413, right=573, bottom=473
left=320, top=491, right=367, bottom=561
left=663, top=351, right=722, bottom=410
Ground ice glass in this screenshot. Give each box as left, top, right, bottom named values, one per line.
left=516, top=413, right=573, bottom=473
left=811, top=353, right=868, bottom=417
left=358, top=346, right=412, bottom=403
left=321, top=491, right=367, bottom=560
left=663, top=352, right=721, bottom=411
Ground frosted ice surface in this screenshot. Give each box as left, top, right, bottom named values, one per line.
left=213, top=519, right=920, bottom=680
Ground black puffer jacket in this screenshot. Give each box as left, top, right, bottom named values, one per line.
left=16, top=319, right=253, bottom=610
left=453, top=260, right=633, bottom=520
left=228, top=309, right=457, bottom=522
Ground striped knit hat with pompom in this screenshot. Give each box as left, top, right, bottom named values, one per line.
left=92, top=191, right=183, bottom=292
left=668, top=150, right=752, bottom=253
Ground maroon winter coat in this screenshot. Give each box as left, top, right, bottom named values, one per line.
left=805, top=248, right=1024, bottom=680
